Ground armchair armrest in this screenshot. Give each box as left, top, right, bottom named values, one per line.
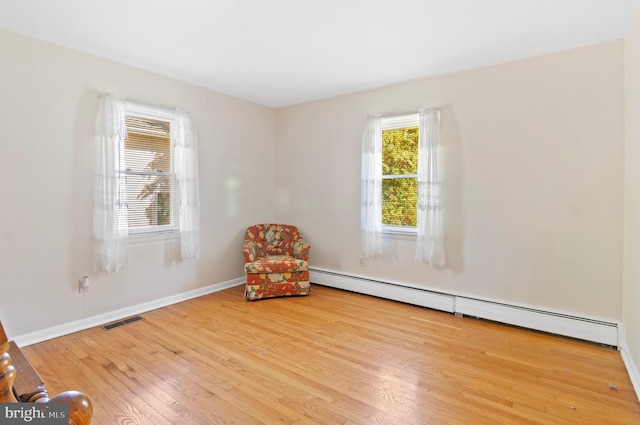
left=293, top=239, right=311, bottom=261
left=243, top=240, right=258, bottom=263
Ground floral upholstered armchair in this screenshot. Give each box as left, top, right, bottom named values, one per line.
left=242, top=224, right=311, bottom=300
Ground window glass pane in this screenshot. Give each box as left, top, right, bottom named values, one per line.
left=126, top=174, right=172, bottom=227
left=124, top=116, right=173, bottom=230
left=125, top=133, right=170, bottom=172
left=382, top=177, right=417, bottom=226
left=382, top=127, right=418, bottom=175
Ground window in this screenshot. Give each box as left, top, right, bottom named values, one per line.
left=381, top=113, right=419, bottom=234
left=93, top=94, right=200, bottom=273
left=361, top=108, right=444, bottom=265
left=123, top=109, right=176, bottom=235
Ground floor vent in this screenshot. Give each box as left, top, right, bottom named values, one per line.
left=101, top=315, right=144, bottom=331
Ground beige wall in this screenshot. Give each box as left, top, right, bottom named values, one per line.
left=624, top=9, right=640, bottom=379
left=0, top=27, right=629, bottom=339
left=276, top=41, right=625, bottom=320
left=0, top=29, right=276, bottom=336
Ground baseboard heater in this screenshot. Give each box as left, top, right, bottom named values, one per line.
left=309, top=267, right=619, bottom=347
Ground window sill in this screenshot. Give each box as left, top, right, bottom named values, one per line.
left=128, top=229, right=180, bottom=244
left=382, top=226, right=416, bottom=240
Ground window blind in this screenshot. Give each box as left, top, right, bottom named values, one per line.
left=124, top=116, right=173, bottom=229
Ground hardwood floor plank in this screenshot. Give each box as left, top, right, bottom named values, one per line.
left=18, top=285, right=640, bottom=424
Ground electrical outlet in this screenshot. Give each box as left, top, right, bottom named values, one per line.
left=79, top=276, right=90, bottom=293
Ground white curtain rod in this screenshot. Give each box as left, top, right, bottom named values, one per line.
left=375, top=106, right=440, bottom=119
left=125, top=99, right=179, bottom=115
left=101, top=93, right=183, bottom=117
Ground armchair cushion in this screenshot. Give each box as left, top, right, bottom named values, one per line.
left=244, top=255, right=308, bottom=274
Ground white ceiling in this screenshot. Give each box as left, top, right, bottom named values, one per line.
left=1, top=0, right=639, bottom=108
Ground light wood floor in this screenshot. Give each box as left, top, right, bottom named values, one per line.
left=20, top=285, right=640, bottom=424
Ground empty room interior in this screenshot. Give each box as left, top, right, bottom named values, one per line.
left=2, top=1, right=640, bottom=423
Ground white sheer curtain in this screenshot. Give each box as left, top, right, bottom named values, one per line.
left=93, top=96, right=200, bottom=271
left=93, top=94, right=129, bottom=273
left=416, top=107, right=445, bottom=266
left=172, top=109, right=200, bottom=260
left=361, top=115, right=383, bottom=258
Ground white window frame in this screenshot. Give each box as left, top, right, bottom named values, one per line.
left=124, top=102, right=180, bottom=241
left=380, top=113, right=419, bottom=236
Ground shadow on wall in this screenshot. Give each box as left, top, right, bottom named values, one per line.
left=441, top=103, right=464, bottom=275
left=69, top=88, right=101, bottom=292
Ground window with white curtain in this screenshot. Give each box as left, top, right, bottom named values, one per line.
left=361, top=107, right=444, bottom=266
left=94, top=94, right=200, bottom=273
left=381, top=113, right=420, bottom=235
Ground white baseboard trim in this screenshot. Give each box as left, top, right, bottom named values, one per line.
left=621, top=346, right=640, bottom=402
left=310, top=267, right=619, bottom=347
left=14, top=277, right=245, bottom=347
left=618, top=324, right=640, bottom=402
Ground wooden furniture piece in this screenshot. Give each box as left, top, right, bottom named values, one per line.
left=242, top=223, right=311, bottom=300
left=0, top=321, right=93, bottom=425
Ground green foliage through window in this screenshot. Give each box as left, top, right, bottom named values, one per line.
left=382, top=127, right=418, bottom=227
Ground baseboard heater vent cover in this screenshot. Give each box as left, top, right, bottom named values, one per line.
left=101, top=315, right=144, bottom=331
left=309, top=267, right=619, bottom=346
